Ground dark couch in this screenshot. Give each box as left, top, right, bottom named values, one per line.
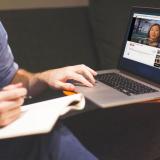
left=0, top=1, right=160, bottom=160
left=0, top=7, right=98, bottom=72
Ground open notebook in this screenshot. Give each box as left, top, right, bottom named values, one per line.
left=0, top=93, right=85, bottom=139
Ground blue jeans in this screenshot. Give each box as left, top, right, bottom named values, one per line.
left=0, top=123, right=98, bottom=160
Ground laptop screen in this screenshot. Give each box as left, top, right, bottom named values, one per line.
left=119, top=8, right=160, bottom=84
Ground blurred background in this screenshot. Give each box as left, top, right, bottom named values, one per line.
left=0, top=0, right=89, bottom=10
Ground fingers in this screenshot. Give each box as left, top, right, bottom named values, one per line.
left=74, top=64, right=97, bottom=76
left=2, top=83, right=23, bottom=91
left=77, top=67, right=96, bottom=84
left=81, top=65, right=97, bottom=76
left=46, top=64, right=97, bottom=90
left=0, top=107, right=21, bottom=127
left=0, top=87, right=27, bottom=101
left=72, top=64, right=97, bottom=85
left=55, top=81, right=75, bottom=91
left=0, top=85, right=26, bottom=127
left=53, top=71, right=95, bottom=91
left=0, top=97, right=24, bottom=112
left=67, top=72, right=94, bottom=87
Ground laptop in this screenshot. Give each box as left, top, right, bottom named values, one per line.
left=75, top=7, right=160, bottom=108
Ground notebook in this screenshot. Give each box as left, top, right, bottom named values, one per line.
left=75, top=7, right=160, bottom=108
left=0, top=93, right=85, bottom=139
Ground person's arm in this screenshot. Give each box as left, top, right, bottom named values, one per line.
left=11, top=69, right=48, bottom=97
left=11, top=64, right=97, bottom=97
left=0, top=65, right=96, bottom=127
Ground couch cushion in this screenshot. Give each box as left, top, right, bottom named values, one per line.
left=0, top=7, right=98, bottom=72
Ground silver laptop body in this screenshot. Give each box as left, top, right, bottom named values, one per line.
left=76, top=7, right=160, bottom=108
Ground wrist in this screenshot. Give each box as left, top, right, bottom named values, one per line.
left=35, top=71, right=49, bottom=87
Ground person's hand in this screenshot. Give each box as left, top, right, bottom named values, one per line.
left=40, top=64, right=97, bottom=91
left=0, top=83, right=27, bottom=127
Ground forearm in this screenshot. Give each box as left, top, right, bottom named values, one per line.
left=11, top=69, right=48, bottom=97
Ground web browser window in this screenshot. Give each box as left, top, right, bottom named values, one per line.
left=123, top=13, right=160, bottom=68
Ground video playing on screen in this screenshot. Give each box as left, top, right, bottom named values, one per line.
left=123, top=13, right=160, bottom=69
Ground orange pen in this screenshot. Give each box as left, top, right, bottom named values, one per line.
left=63, top=90, right=78, bottom=96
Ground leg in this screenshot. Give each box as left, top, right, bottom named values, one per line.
left=0, top=123, right=98, bottom=160
left=38, top=123, right=98, bottom=160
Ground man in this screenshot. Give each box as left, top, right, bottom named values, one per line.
left=0, top=22, right=98, bottom=160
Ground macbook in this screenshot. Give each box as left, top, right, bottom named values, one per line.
left=76, top=7, right=160, bottom=108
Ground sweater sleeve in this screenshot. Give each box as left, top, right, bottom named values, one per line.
left=0, top=22, right=18, bottom=88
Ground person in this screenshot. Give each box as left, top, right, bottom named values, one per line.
left=0, top=21, right=98, bottom=160
left=138, top=23, right=160, bottom=47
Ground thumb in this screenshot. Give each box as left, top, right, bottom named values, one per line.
left=54, top=81, right=75, bottom=91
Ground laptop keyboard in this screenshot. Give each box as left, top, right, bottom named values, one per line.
left=96, top=73, right=158, bottom=96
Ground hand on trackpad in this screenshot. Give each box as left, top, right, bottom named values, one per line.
left=67, top=80, right=94, bottom=87
left=67, top=80, right=87, bottom=87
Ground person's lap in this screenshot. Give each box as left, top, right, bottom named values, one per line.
left=0, top=123, right=97, bottom=160
left=63, top=102, right=160, bottom=160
